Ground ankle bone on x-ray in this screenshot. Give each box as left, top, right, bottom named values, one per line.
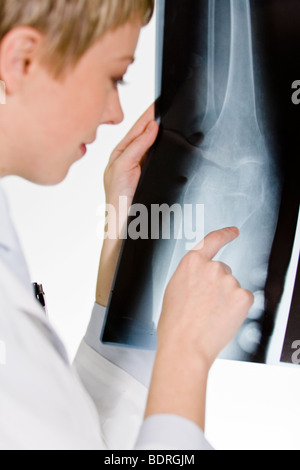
left=165, top=0, right=280, bottom=339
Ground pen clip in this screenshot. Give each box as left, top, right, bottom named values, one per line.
left=33, top=283, right=48, bottom=317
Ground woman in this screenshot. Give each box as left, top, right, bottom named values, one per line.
left=0, top=0, right=253, bottom=450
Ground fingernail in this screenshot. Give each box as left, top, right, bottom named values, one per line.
left=230, top=227, right=240, bottom=237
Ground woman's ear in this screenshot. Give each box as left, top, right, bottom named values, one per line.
left=0, top=27, right=43, bottom=94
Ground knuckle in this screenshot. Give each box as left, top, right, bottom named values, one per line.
left=180, top=251, right=207, bottom=277
left=209, top=261, right=226, bottom=278
left=224, top=273, right=240, bottom=290
left=235, top=288, right=255, bottom=309
left=246, top=290, right=255, bottom=307
left=183, top=250, right=200, bottom=268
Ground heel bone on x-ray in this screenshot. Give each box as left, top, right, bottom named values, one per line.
left=102, top=0, right=300, bottom=365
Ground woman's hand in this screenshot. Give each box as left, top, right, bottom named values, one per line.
left=96, top=105, right=159, bottom=307
left=158, top=227, right=254, bottom=368
left=104, top=104, right=159, bottom=212
left=146, top=227, right=254, bottom=430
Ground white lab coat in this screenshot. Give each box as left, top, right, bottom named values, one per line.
left=0, top=255, right=148, bottom=450
left=0, top=184, right=211, bottom=451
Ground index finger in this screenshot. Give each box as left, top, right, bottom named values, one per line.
left=193, top=227, right=240, bottom=260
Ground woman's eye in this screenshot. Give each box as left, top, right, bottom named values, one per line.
left=112, top=77, right=126, bottom=89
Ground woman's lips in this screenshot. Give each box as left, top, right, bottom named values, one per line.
left=79, top=144, right=87, bottom=156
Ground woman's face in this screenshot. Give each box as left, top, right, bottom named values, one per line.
left=0, top=16, right=142, bottom=184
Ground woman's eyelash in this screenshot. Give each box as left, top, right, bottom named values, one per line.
left=112, top=77, right=126, bottom=88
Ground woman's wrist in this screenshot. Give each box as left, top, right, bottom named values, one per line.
left=96, top=236, right=123, bottom=307
left=145, top=342, right=210, bottom=431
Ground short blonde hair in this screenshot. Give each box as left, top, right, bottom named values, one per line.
left=0, top=0, right=155, bottom=77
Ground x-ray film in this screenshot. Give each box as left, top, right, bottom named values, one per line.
left=102, top=0, right=300, bottom=365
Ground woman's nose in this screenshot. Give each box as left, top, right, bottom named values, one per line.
left=102, top=90, right=124, bottom=126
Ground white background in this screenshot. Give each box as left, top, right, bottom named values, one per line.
left=2, top=8, right=300, bottom=450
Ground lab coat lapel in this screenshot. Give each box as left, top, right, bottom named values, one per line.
left=0, top=257, right=70, bottom=364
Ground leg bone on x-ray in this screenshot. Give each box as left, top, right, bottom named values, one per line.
left=102, top=0, right=300, bottom=365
